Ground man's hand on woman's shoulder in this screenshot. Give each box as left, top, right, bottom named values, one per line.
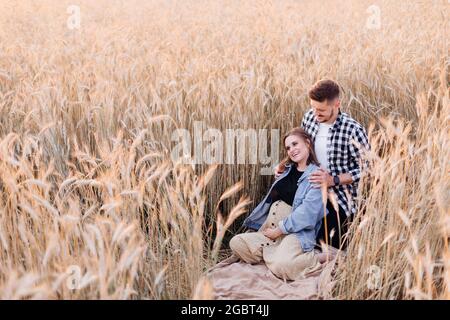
left=274, top=163, right=284, bottom=179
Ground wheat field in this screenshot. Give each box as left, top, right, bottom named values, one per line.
left=0, top=0, right=448, bottom=299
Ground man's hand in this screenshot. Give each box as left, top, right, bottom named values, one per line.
left=274, top=163, right=284, bottom=179
left=262, top=227, right=283, bottom=240
left=309, top=168, right=334, bottom=188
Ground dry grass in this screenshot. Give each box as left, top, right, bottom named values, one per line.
left=334, top=82, right=449, bottom=299
left=0, top=0, right=448, bottom=299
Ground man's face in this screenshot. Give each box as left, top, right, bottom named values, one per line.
left=310, top=98, right=339, bottom=123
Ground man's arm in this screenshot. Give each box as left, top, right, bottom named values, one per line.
left=309, top=125, right=370, bottom=188
left=334, top=172, right=353, bottom=186
left=309, top=169, right=353, bottom=188
left=347, top=125, right=371, bottom=184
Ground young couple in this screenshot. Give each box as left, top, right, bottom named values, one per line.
left=230, top=79, right=371, bottom=281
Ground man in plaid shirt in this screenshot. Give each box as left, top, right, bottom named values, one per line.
left=277, top=79, right=370, bottom=249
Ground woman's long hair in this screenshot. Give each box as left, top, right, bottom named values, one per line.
left=279, top=127, right=320, bottom=172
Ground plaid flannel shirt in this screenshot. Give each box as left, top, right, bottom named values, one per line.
left=301, top=109, right=370, bottom=216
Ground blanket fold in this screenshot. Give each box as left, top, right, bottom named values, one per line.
left=206, top=249, right=340, bottom=300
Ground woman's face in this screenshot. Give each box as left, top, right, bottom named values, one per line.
left=285, top=135, right=309, bottom=164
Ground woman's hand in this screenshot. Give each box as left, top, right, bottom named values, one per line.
left=263, top=227, right=283, bottom=240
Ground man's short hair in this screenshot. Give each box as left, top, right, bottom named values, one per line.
left=308, top=79, right=340, bottom=103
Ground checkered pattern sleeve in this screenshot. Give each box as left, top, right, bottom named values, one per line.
left=301, top=112, right=308, bottom=129
left=348, top=124, right=370, bottom=183
left=300, top=109, right=317, bottom=136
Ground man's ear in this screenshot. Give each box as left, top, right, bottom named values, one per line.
left=335, top=99, right=341, bottom=109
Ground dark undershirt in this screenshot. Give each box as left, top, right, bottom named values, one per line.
left=269, top=167, right=304, bottom=206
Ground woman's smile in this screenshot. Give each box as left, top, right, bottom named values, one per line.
left=290, top=149, right=302, bottom=161
left=284, top=135, right=309, bottom=166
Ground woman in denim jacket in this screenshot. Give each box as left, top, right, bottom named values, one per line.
left=230, top=128, right=327, bottom=281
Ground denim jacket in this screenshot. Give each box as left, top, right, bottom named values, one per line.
left=242, top=163, right=326, bottom=252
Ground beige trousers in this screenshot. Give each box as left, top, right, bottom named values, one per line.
left=230, top=200, right=321, bottom=281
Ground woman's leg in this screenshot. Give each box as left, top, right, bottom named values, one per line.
left=230, top=200, right=293, bottom=264
left=229, top=232, right=270, bottom=264
left=264, top=234, right=321, bottom=281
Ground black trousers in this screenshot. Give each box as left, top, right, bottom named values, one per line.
left=315, top=201, right=352, bottom=250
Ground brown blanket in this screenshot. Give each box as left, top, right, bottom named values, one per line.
left=205, top=250, right=340, bottom=300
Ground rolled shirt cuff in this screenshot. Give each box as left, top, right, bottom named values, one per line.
left=349, top=168, right=361, bottom=183
left=278, top=220, right=289, bottom=234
